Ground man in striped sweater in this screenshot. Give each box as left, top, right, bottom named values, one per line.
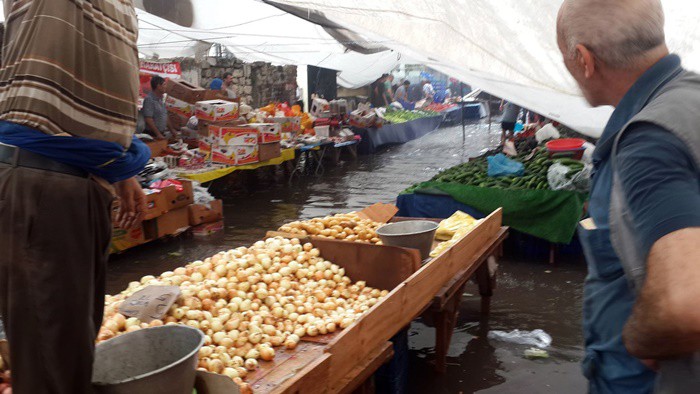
left=0, top=1, right=150, bottom=392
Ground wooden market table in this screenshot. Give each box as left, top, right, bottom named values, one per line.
left=236, top=209, right=505, bottom=394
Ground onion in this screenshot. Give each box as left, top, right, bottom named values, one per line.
left=223, top=367, right=240, bottom=379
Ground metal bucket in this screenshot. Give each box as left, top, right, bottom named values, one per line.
left=92, top=325, right=204, bottom=394
left=376, top=220, right=439, bottom=260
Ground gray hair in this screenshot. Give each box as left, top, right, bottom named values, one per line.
left=558, top=0, right=666, bottom=69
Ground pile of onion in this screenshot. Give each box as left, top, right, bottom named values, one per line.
left=278, top=213, right=383, bottom=244
left=99, top=237, right=386, bottom=391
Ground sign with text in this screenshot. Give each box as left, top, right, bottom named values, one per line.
left=139, top=61, right=182, bottom=79
left=119, top=285, right=181, bottom=323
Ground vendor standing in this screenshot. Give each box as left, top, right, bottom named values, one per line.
left=558, top=0, right=700, bottom=392
left=222, top=72, right=238, bottom=100
left=421, top=79, right=435, bottom=103
left=0, top=0, right=149, bottom=393
left=142, top=75, right=176, bottom=140
left=395, top=80, right=414, bottom=110
left=500, top=101, right=521, bottom=143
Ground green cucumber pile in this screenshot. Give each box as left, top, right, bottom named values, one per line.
left=430, top=149, right=582, bottom=190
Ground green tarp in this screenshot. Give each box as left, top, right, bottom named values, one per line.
left=404, top=182, right=587, bottom=243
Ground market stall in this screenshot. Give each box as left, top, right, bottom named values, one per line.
left=398, top=134, right=589, bottom=246
left=97, top=204, right=506, bottom=393
left=440, top=102, right=488, bottom=125
left=352, top=114, right=444, bottom=155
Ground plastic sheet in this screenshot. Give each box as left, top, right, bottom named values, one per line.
left=488, top=329, right=552, bottom=348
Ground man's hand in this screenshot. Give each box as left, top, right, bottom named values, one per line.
left=114, top=177, right=146, bottom=230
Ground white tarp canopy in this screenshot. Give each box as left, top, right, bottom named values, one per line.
left=266, top=0, right=700, bottom=137
left=134, top=0, right=405, bottom=88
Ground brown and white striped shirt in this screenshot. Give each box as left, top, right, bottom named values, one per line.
left=0, top=0, right=140, bottom=147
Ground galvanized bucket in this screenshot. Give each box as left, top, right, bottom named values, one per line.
left=376, top=220, right=439, bottom=260
left=92, top=325, right=204, bottom=394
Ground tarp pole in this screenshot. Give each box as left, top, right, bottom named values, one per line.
left=460, top=83, right=465, bottom=145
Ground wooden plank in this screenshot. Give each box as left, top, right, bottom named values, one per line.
left=356, top=203, right=398, bottom=223
left=247, top=342, right=326, bottom=393
left=336, top=342, right=394, bottom=394
left=270, top=353, right=331, bottom=394
left=326, top=283, right=407, bottom=390
left=324, top=209, right=502, bottom=390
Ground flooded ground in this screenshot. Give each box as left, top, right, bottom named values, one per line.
left=108, top=122, right=588, bottom=393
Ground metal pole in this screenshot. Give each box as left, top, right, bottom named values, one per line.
left=461, top=83, right=465, bottom=145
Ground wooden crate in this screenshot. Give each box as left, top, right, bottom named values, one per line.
left=237, top=209, right=503, bottom=393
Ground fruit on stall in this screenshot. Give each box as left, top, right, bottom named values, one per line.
left=279, top=213, right=383, bottom=244
left=99, top=237, right=388, bottom=389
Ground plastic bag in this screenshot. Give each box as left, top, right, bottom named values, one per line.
left=436, top=211, right=478, bottom=241
left=488, top=329, right=552, bottom=348
left=487, top=153, right=525, bottom=177
left=547, top=162, right=592, bottom=192
left=582, top=142, right=596, bottom=164
left=535, top=123, right=561, bottom=143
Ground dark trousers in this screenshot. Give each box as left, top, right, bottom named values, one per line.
left=0, top=164, right=113, bottom=394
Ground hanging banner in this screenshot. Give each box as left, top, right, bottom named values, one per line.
left=139, top=61, right=182, bottom=79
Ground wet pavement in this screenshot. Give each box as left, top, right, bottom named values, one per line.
left=108, top=122, right=588, bottom=393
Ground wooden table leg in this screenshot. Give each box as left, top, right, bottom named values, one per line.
left=347, top=144, right=358, bottom=160
left=476, top=259, right=494, bottom=316
left=433, top=282, right=466, bottom=374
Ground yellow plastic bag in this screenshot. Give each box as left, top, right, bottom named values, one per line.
left=435, top=211, right=477, bottom=241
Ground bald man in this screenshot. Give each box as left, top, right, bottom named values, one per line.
left=558, top=0, right=700, bottom=392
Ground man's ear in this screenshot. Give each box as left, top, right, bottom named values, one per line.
left=575, top=44, right=596, bottom=79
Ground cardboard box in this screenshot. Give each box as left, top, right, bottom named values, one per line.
left=247, top=123, right=281, bottom=143
left=212, top=144, right=259, bottom=165
left=310, top=97, right=330, bottom=117
left=188, top=200, right=223, bottom=226
left=195, top=100, right=239, bottom=122
left=144, top=139, right=168, bottom=158
left=314, top=125, right=330, bottom=138
left=143, top=189, right=168, bottom=220
left=143, top=206, right=190, bottom=239
left=270, top=116, right=301, bottom=133
left=258, top=141, right=281, bottom=162
left=168, top=112, right=189, bottom=131
left=164, top=79, right=205, bottom=104
left=232, top=144, right=258, bottom=165
left=165, top=95, right=195, bottom=118
left=210, top=125, right=258, bottom=146
left=161, top=179, right=194, bottom=210
left=110, top=225, right=148, bottom=254
left=192, top=220, right=225, bottom=237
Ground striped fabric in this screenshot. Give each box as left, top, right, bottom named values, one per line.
left=0, top=0, right=139, bottom=147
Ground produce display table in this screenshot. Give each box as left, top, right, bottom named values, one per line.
left=175, top=148, right=296, bottom=183
left=289, top=141, right=334, bottom=182
left=441, top=103, right=487, bottom=125
left=326, top=140, right=359, bottom=165
left=352, top=115, right=443, bottom=155
left=248, top=209, right=504, bottom=393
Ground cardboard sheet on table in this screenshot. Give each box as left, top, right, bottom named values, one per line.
left=118, top=285, right=181, bottom=323
left=310, top=237, right=421, bottom=290
left=356, top=202, right=398, bottom=223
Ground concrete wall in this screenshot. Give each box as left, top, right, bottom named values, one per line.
left=180, top=57, right=297, bottom=108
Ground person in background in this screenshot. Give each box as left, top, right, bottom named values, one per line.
left=142, top=76, right=176, bottom=140
left=0, top=0, right=149, bottom=392
left=422, top=79, right=435, bottom=103
left=370, top=74, right=388, bottom=107
left=558, top=0, right=700, bottom=391
left=222, top=72, right=238, bottom=100
left=384, top=74, right=394, bottom=104
left=395, top=80, right=414, bottom=110
left=499, top=100, right=521, bottom=143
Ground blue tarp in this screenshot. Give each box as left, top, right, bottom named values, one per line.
left=352, top=115, right=443, bottom=154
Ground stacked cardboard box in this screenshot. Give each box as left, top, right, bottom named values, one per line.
left=109, top=180, right=196, bottom=254
left=207, top=125, right=259, bottom=165
left=164, top=79, right=206, bottom=128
